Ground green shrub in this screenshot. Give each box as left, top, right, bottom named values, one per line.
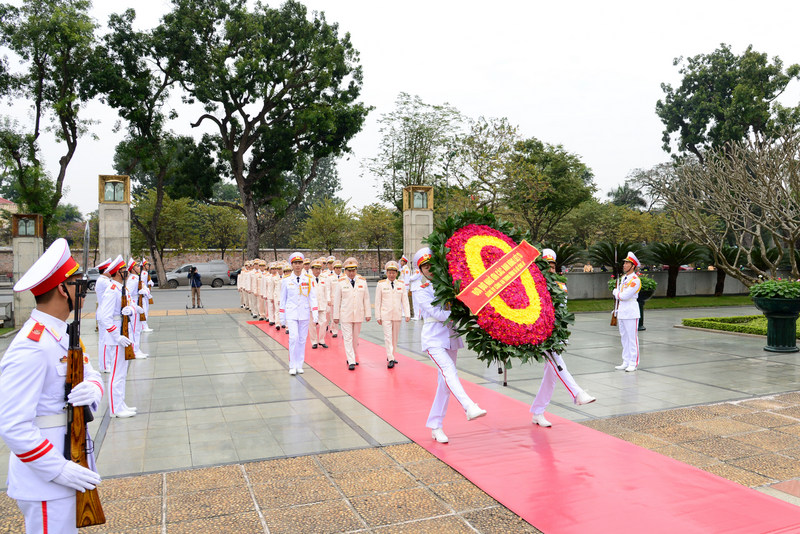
left=749, top=279, right=800, bottom=299
left=607, top=273, right=658, bottom=292
left=682, top=315, right=800, bottom=338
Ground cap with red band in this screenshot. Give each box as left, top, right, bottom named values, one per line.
left=413, top=247, right=432, bottom=268
left=95, top=258, right=112, bottom=273
left=624, top=251, right=640, bottom=267
left=13, top=238, right=81, bottom=296
left=106, top=255, right=126, bottom=276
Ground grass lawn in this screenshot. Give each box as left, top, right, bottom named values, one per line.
left=569, top=294, right=754, bottom=313
left=0, top=326, right=15, bottom=337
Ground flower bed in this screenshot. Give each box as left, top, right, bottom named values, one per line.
left=426, top=211, right=573, bottom=368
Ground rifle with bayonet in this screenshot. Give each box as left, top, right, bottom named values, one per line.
left=137, top=265, right=146, bottom=322
left=64, top=223, right=106, bottom=527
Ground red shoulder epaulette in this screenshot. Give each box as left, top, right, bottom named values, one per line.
left=420, top=282, right=430, bottom=288
left=27, top=322, right=45, bottom=342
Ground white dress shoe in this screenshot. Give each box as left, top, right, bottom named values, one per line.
left=431, top=428, right=449, bottom=443
left=111, top=410, right=136, bottom=418
left=142, top=328, right=154, bottom=333
left=289, top=368, right=297, bottom=376
left=466, top=404, right=487, bottom=421
left=297, top=368, right=304, bottom=374
left=625, top=365, right=637, bottom=372
left=575, top=391, right=596, bottom=405
left=614, top=363, right=628, bottom=370
left=135, top=352, right=148, bottom=359
left=532, top=414, right=552, bottom=427
left=124, top=406, right=137, bottom=412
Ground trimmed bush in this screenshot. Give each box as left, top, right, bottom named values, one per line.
left=682, top=315, right=800, bottom=338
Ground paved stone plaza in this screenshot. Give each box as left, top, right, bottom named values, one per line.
left=1, top=287, right=800, bottom=532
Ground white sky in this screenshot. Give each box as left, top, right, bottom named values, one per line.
left=11, top=0, right=800, bottom=217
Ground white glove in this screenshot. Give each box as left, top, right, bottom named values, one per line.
left=121, top=306, right=134, bottom=316
left=115, top=335, right=132, bottom=347
left=136, top=306, right=145, bottom=314
left=53, top=461, right=101, bottom=492
left=312, top=313, right=319, bottom=324
left=147, top=280, right=154, bottom=287
left=67, top=380, right=102, bottom=407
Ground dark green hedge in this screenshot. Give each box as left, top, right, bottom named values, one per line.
left=681, top=315, right=800, bottom=338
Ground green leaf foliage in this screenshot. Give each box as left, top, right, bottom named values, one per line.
left=748, top=279, right=800, bottom=299
left=681, top=315, right=800, bottom=338
left=424, top=210, right=574, bottom=370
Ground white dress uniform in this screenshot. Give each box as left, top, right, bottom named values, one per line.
left=0, top=238, right=103, bottom=534
left=125, top=272, right=145, bottom=358
left=97, top=282, right=136, bottom=415
left=309, top=273, right=330, bottom=347
left=613, top=271, right=642, bottom=370
left=280, top=271, right=319, bottom=373
left=327, top=266, right=342, bottom=336
left=530, top=268, right=595, bottom=422
left=332, top=272, right=371, bottom=366
left=238, top=266, right=248, bottom=308
left=94, top=274, right=112, bottom=372
left=273, top=271, right=285, bottom=329
left=265, top=267, right=275, bottom=324
left=374, top=276, right=410, bottom=364
left=140, top=268, right=153, bottom=332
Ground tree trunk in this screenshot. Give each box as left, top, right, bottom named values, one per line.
left=149, top=244, right=168, bottom=292
left=667, top=267, right=679, bottom=298
left=241, top=189, right=261, bottom=259
left=714, top=268, right=727, bottom=297
left=377, top=246, right=382, bottom=273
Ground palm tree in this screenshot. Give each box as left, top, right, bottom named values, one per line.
left=551, top=243, right=583, bottom=273
left=588, top=241, right=644, bottom=279
left=648, top=242, right=705, bottom=297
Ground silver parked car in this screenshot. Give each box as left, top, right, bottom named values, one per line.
left=164, top=260, right=230, bottom=289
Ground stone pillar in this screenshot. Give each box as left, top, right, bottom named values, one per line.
left=402, top=186, right=434, bottom=258
left=12, top=214, right=44, bottom=326
left=98, top=175, right=131, bottom=262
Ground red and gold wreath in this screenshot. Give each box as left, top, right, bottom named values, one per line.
left=445, top=224, right=555, bottom=346
left=426, top=211, right=573, bottom=368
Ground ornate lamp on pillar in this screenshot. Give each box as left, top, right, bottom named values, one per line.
left=402, top=185, right=434, bottom=258
left=98, top=175, right=131, bottom=263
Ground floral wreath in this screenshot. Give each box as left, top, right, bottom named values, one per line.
left=426, top=211, right=573, bottom=368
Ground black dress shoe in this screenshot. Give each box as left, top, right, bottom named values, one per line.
left=387, top=360, right=395, bottom=369
left=332, top=333, right=338, bottom=338
left=320, top=343, right=328, bottom=348
left=276, top=326, right=281, bottom=330
left=312, top=344, right=318, bottom=349
left=269, top=321, right=274, bottom=325
left=348, top=363, right=355, bottom=371
left=285, top=330, right=289, bottom=335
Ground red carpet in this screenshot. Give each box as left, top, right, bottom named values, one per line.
left=251, top=321, right=800, bottom=533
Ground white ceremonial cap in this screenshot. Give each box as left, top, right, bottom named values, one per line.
left=289, top=252, right=305, bottom=264
left=542, top=248, right=557, bottom=262
left=624, top=251, right=640, bottom=267
left=107, top=255, right=126, bottom=275
left=14, top=238, right=81, bottom=296
left=95, top=258, right=112, bottom=272
left=413, top=247, right=432, bottom=268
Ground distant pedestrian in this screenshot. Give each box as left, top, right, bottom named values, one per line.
left=613, top=252, right=642, bottom=372
left=188, top=266, right=202, bottom=308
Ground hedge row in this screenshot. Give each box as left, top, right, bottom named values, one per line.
left=681, top=316, right=778, bottom=337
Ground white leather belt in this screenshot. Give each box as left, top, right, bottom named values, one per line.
left=34, top=413, right=67, bottom=429
left=113, top=315, right=122, bottom=320
left=423, top=317, right=441, bottom=324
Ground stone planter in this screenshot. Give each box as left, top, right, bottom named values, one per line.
left=637, top=289, right=655, bottom=331
left=752, top=297, right=800, bottom=353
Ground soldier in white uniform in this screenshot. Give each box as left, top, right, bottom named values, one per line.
left=329, top=259, right=343, bottom=338
left=139, top=258, right=154, bottom=333
left=280, top=252, right=319, bottom=375
left=309, top=258, right=330, bottom=349
left=0, top=238, right=104, bottom=534
left=333, top=257, right=371, bottom=370
left=93, top=258, right=113, bottom=373
left=530, top=249, right=596, bottom=427
left=612, top=252, right=642, bottom=372
left=374, top=260, right=410, bottom=368
left=254, top=260, right=266, bottom=321
left=125, top=258, right=147, bottom=359
left=98, top=259, right=137, bottom=418
left=238, top=261, right=249, bottom=308
left=412, top=247, right=486, bottom=444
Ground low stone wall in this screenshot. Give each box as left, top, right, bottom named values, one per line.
left=565, top=270, right=750, bottom=299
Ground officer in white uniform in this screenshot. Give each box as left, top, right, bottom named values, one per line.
left=125, top=258, right=147, bottom=359
left=613, top=251, right=642, bottom=372
left=93, top=258, right=112, bottom=372
left=280, top=252, right=319, bottom=375
left=412, top=247, right=487, bottom=444
left=0, top=238, right=104, bottom=534
left=139, top=258, right=154, bottom=333
left=374, top=260, right=410, bottom=368
left=530, top=249, right=596, bottom=427
left=98, top=258, right=137, bottom=417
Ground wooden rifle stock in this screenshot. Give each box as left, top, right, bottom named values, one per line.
left=120, top=291, right=136, bottom=360
left=137, top=277, right=146, bottom=322
left=66, top=280, right=106, bottom=528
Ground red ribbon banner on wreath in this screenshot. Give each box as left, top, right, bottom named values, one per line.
left=456, top=240, right=541, bottom=314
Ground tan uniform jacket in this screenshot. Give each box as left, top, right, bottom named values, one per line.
left=311, top=275, right=330, bottom=312
left=374, top=279, right=410, bottom=322
left=333, top=275, right=371, bottom=322
left=265, top=274, right=274, bottom=300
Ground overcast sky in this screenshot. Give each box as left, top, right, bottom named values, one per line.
left=13, top=0, right=800, bottom=217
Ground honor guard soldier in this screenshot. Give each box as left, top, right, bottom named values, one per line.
left=613, top=251, right=642, bottom=372
left=280, top=253, right=318, bottom=375
left=530, top=249, right=596, bottom=427
left=0, top=238, right=104, bottom=534
left=125, top=258, right=148, bottom=359
left=374, top=260, right=410, bottom=368
left=329, top=259, right=343, bottom=338
left=309, top=258, right=330, bottom=349
left=238, top=261, right=249, bottom=309
left=94, top=258, right=112, bottom=371
left=98, top=256, right=138, bottom=417
left=265, top=262, right=275, bottom=324
left=333, top=257, right=371, bottom=370
left=140, top=258, right=154, bottom=333
left=412, top=247, right=486, bottom=443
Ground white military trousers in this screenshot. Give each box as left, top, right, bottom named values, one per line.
left=18, top=496, right=77, bottom=534
left=619, top=319, right=640, bottom=367
left=340, top=322, right=361, bottom=364
left=425, top=347, right=475, bottom=429
left=287, top=318, right=310, bottom=370
left=530, top=351, right=583, bottom=415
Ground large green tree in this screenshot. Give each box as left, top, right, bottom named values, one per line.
left=365, top=93, right=462, bottom=210
left=159, top=0, right=369, bottom=258
left=354, top=204, right=398, bottom=268
left=0, top=0, right=98, bottom=239
left=292, top=198, right=353, bottom=255
left=656, top=43, right=800, bottom=164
